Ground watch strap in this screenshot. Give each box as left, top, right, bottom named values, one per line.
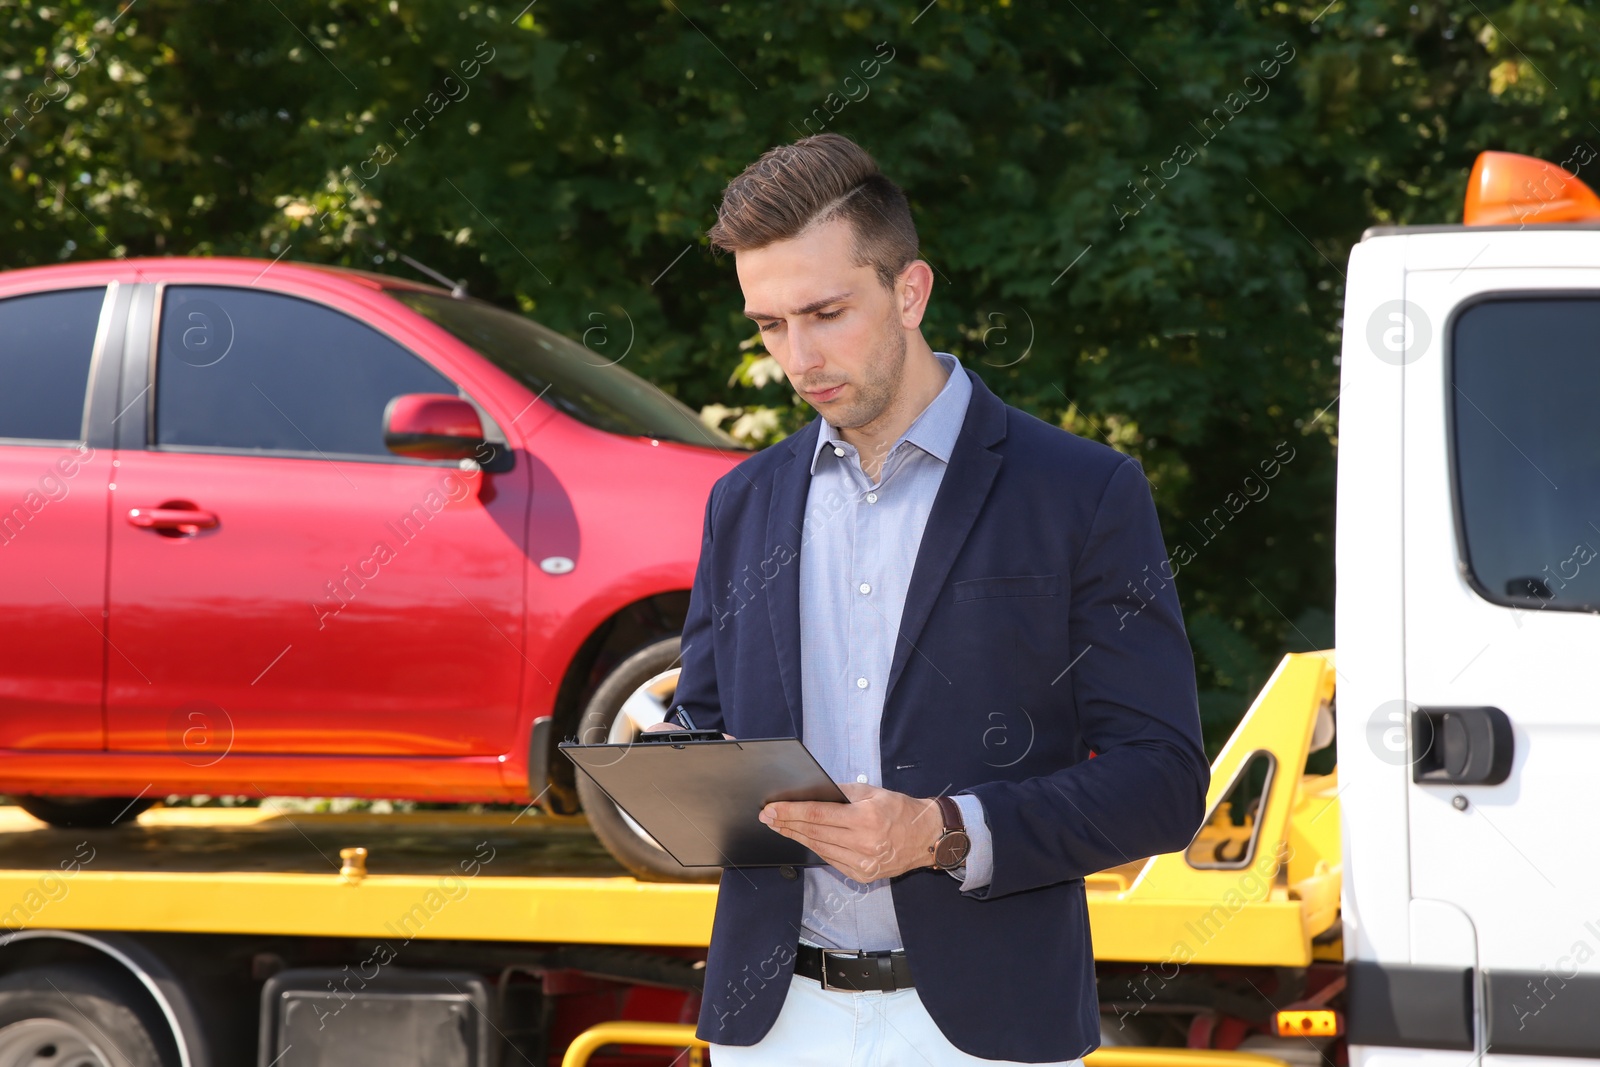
left=930, top=794, right=970, bottom=871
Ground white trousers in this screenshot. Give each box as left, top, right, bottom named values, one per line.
left=708, top=971, right=1087, bottom=1066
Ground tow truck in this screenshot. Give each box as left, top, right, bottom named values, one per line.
left=0, top=149, right=1586, bottom=1066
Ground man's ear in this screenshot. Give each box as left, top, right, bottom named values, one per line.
left=897, top=259, right=935, bottom=330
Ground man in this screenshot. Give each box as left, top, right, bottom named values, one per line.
left=655, top=133, right=1209, bottom=1064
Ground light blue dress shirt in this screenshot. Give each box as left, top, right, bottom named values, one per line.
left=797, top=350, right=994, bottom=953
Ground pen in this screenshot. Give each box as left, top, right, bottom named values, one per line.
left=671, top=704, right=698, bottom=731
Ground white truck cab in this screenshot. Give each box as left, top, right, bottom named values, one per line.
left=1337, top=151, right=1600, bottom=1064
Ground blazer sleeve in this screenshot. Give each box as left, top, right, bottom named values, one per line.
left=670, top=476, right=727, bottom=736
left=963, top=457, right=1210, bottom=900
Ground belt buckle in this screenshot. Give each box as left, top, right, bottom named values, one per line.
left=819, top=948, right=865, bottom=992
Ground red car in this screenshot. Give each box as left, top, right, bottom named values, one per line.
left=0, top=256, right=745, bottom=880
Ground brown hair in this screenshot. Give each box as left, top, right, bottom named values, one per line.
left=706, top=133, right=919, bottom=290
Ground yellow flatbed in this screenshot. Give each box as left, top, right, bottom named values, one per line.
left=0, top=653, right=1341, bottom=969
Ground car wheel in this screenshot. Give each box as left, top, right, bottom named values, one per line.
left=573, top=635, right=721, bottom=884
left=0, top=964, right=174, bottom=1067
left=15, top=797, right=156, bottom=829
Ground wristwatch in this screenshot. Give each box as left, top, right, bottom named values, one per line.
left=928, top=794, right=971, bottom=871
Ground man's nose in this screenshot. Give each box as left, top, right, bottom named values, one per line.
left=785, top=322, right=826, bottom=377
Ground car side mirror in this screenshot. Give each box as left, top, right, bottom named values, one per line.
left=383, top=393, right=486, bottom=461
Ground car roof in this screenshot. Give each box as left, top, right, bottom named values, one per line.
left=0, top=255, right=453, bottom=296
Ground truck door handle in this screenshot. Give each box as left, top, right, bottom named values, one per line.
left=127, top=507, right=219, bottom=533
left=1412, top=706, right=1513, bottom=785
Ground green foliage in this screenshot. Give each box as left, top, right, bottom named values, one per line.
left=4, top=0, right=1593, bottom=747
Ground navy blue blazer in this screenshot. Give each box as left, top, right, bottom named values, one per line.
left=674, top=364, right=1209, bottom=1062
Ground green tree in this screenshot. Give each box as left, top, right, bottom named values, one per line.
left=4, top=0, right=1593, bottom=751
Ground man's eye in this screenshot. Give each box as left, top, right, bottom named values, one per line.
left=757, top=320, right=780, bottom=332
left=816, top=309, right=845, bottom=321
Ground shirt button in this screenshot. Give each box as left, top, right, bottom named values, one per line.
left=858, top=582, right=871, bottom=594
left=832, top=446, right=844, bottom=457
left=865, top=492, right=878, bottom=504
left=856, top=677, right=869, bottom=689
left=856, top=773, right=869, bottom=784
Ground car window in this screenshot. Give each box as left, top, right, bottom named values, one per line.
left=0, top=287, right=106, bottom=443
left=390, top=290, right=745, bottom=450
left=1453, top=296, right=1600, bottom=610
left=155, top=286, right=457, bottom=458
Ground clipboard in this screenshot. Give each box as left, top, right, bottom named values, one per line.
left=558, top=736, right=848, bottom=868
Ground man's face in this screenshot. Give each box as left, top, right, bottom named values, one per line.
left=737, top=215, right=908, bottom=431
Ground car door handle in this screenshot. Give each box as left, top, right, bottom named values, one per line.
left=127, top=507, right=219, bottom=533
left=1412, top=706, right=1514, bottom=785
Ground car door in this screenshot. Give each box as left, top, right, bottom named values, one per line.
left=1402, top=259, right=1600, bottom=1061
left=105, top=282, right=528, bottom=760
left=0, top=282, right=121, bottom=751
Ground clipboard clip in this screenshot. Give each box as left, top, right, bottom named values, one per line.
left=636, top=728, right=725, bottom=745
left=636, top=704, right=724, bottom=744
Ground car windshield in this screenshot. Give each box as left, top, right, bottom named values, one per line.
left=392, top=289, right=745, bottom=451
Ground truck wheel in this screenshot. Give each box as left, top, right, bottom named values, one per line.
left=0, top=964, right=173, bottom=1066
left=574, top=636, right=721, bottom=884
left=15, top=797, right=156, bottom=829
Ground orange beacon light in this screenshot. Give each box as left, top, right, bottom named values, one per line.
left=1463, top=149, right=1600, bottom=225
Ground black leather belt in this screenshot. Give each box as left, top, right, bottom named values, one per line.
left=794, top=943, right=914, bottom=992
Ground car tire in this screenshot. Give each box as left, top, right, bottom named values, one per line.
left=573, top=635, right=721, bottom=884
left=15, top=796, right=156, bottom=829
left=0, top=964, right=174, bottom=1067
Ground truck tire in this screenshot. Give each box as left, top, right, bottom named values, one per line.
left=15, top=797, right=156, bottom=829
left=574, top=636, right=721, bottom=884
left=0, top=963, right=173, bottom=1067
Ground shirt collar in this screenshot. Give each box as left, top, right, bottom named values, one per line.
left=809, top=351, right=971, bottom=476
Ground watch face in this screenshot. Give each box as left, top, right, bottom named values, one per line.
left=934, top=830, right=971, bottom=869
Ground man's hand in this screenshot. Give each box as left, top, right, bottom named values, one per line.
left=759, top=783, right=943, bottom=883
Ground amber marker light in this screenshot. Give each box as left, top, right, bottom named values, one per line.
left=1274, top=1009, right=1342, bottom=1038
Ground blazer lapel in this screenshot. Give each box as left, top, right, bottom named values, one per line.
left=765, top=420, right=819, bottom=739
left=883, top=370, right=1008, bottom=707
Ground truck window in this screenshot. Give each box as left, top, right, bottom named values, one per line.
left=391, top=290, right=745, bottom=451
left=1453, top=297, right=1600, bottom=611
left=154, top=286, right=457, bottom=459
left=0, top=287, right=106, bottom=443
